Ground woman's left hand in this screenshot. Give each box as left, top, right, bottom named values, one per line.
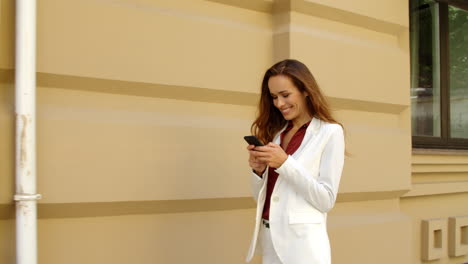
left=252, top=143, right=288, bottom=168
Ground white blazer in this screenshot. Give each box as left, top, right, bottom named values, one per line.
left=246, top=117, right=345, bottom=264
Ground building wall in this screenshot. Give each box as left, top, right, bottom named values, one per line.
left=402, top=152, right=468, bottom=264
left=1, top=0, right=467, bottom=263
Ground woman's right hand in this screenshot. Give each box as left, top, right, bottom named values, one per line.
left=247, top=145, right=267, bottom=176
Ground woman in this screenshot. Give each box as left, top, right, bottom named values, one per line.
left=245, top=59, right=345, bottom=264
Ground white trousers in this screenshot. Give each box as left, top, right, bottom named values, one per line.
left=261, top=224, right=282, bottom=264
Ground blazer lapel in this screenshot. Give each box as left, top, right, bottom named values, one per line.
left=291, top=117, right=321, bottom=159
left=272, top=118, right=320, bottom=189
left=271, top=123, right=288, bottom=189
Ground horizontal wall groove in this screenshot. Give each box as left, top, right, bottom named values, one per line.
left=0, top=190, right=410, bottom=219
left=205, top=0, right=273, bottom=13
left=328, top=97, right=407, bottom=114
left=0, top=69, right=408, bottom=114
left=412, top=164, right=468, bottom=173
left=412, top=171, right=468, bottom=174
left=403, top=181, right=468, bottom=198
left=412, top=162, right=468, bottom=165
left=206, top=0, right=407, bottom=36
left=411, top=172, right=468, bottom=183
left=413, top=148, right=468, bottom=156
left=290, top=1, right=407, bottom=36
left=336, top=190, right=409, bottom=202
left=1, top=198, right=256, bottom=220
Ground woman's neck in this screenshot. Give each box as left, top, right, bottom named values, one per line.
left=291, top=113, right=313, bottom=129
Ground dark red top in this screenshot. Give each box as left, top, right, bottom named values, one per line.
left=262, top=120, right=310, bottom=220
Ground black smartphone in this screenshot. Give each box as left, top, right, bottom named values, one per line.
left=244, top=136, right=264, bottom=146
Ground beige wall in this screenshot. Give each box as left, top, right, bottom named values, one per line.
left=1, top=0, right=467, bottom=263
left=402, top=152, right=468, bottom=264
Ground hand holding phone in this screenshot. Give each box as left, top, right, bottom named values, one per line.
left=244, top=136, right=264, bottom=147
left=245, top=135, right=267, bottom=175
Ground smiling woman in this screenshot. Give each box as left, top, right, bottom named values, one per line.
left=245, top=59, right=346, bottom=264
left=268, top=75, right=311, bottom=127
left=251, top=59, right=342, bottom=146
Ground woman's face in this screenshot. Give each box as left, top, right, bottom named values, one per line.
left=268, top=75, right=310, bottom=123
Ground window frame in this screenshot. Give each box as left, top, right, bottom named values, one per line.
left=412, top=1, right=468, bottom=150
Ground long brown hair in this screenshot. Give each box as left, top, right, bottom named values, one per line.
left=251, top=59, right=343, bottom=144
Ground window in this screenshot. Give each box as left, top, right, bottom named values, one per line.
left=410, top=0, right=468, bottom=149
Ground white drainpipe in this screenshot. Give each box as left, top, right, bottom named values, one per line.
left=14, top=1, right=41, bottom=264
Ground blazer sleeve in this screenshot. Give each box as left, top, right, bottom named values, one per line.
left=250, top=169, right=267, bottom=203
left=275, top=125, right=345, bottom=212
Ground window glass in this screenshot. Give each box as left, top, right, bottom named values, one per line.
left=448, top=5, right=468, bottom=139
left=410, top=0, right=441, bottom=137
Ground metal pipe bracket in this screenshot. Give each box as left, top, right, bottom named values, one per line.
left=14, top=194, right=42, bottom=201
